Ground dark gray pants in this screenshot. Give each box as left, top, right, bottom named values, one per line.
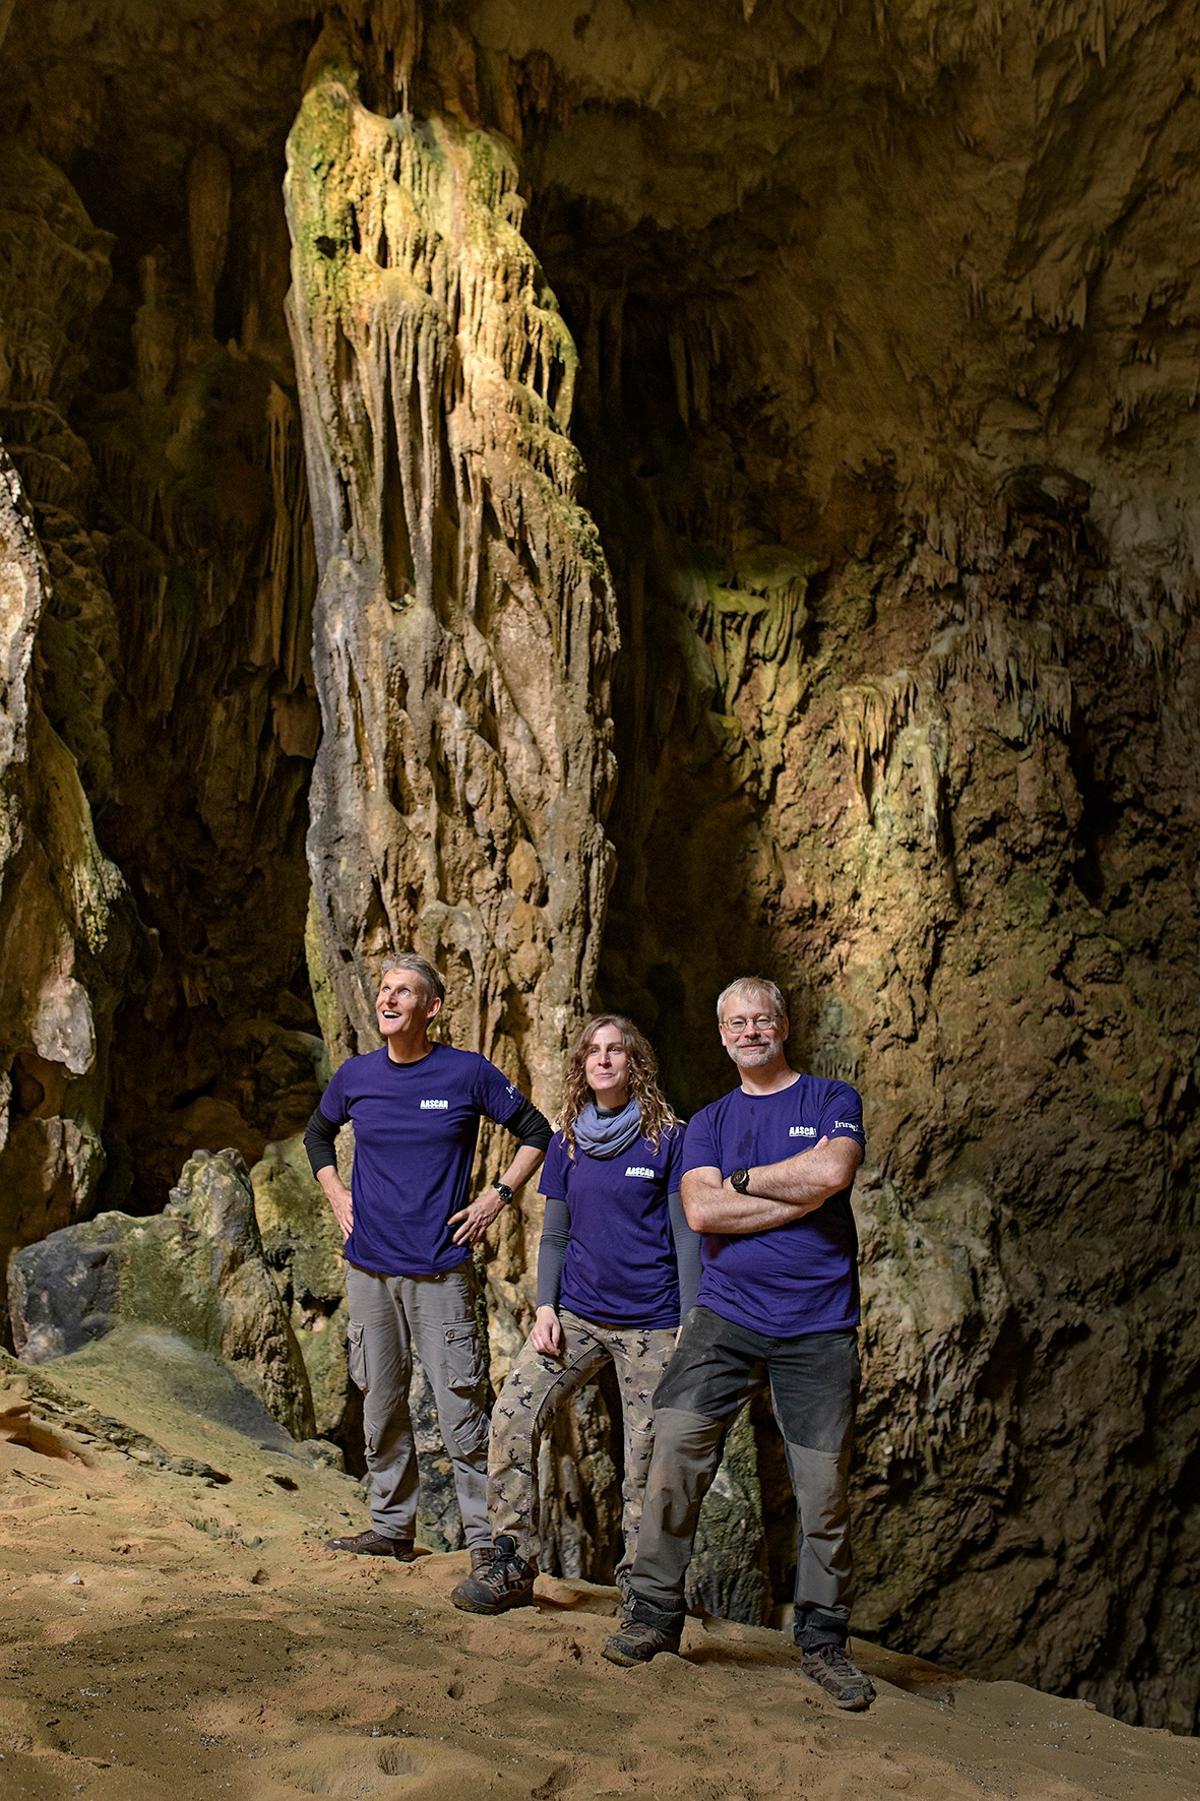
left=629, top=1306, right=860, bottom=1648
left=344, top=1261, right=491, bottom=1549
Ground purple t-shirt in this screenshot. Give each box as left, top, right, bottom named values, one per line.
left=318, top=1043, right=524, bottom=1276
left=540, top=1124, right=685, bottom=1329
left=681, top=1076, right=866, bottom=1338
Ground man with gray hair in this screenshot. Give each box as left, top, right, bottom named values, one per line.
left=603, top=974, right=874, bottom=1709
left=304, top=952, right=551, bottom=1569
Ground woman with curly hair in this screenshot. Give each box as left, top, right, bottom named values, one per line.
left=450, top=1014, right=700, bottom=1616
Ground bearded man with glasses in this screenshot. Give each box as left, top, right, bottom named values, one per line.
left=603, top=975, right=874, bottom=1710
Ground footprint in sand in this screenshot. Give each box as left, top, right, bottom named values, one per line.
left=263, top=1730, right=504, bottom=1798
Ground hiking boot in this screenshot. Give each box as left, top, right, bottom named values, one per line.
left=324, top=1528, right=415, bottom=1561
left=797, top=1640, right=876, bottom=1710
left=602, top=1596, right=683, bottom=1667
left=450, top=1534, right=535, bottom=1614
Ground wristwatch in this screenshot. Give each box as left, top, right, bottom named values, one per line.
left=730, top=1167, right=751, bottom=1194
left=494, top=1181, right=514, bottom=1204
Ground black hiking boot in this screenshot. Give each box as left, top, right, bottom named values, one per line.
left=324, top=1528, right=416, bottom=1561
left=450, top=1534, right=535, bottom=1614
left=602, top=1595, right=683, bottom=1667
left=797, top=1640, right=876, bottom=1710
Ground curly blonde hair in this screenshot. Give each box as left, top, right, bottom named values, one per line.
left=560, top=1014, right=678, bottom=1157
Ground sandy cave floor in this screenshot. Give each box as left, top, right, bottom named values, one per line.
left=1, top=1348, right=1198, bottom=1801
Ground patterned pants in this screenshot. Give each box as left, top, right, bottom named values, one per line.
left=488, top=1309, right=677, bottom=1574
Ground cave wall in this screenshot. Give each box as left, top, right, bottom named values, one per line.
left=0, top=132, right=140, bottom=1314
left=0, top=1, right=327, bottom=1230
left=0, top=0, right=1196, bottom=1734
left=502, top=0, right=1200, bottom=1729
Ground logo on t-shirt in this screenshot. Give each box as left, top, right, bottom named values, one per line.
left=420, top=1099, right=450, bottom=1110
left=834, top=1119, right=860, bottom=1131
left=625, top=1165, right=655, bottom=1179
left=789, top=1125, right=817, bottom=1138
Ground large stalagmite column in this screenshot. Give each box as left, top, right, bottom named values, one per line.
left=284, top=66, right=617, bottom=1109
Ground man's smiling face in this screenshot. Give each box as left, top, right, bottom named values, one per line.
left=375, top=969, right=441, bottom=1041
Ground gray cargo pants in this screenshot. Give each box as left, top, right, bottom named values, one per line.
left=487, top=1309, right=677, bottom=1575
left=628, top=1305, right=860, bottom=1648
left=344, top=1260, right=491, bottom=1549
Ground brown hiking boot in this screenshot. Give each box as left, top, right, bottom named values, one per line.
left=797, top=1640, right=876, bottom=1710
left=450, top=1534, right=535, bottom=1614
left=324, top=1528, right=415, bottom=1561
left=602, top=1595, right=683, bottom=1666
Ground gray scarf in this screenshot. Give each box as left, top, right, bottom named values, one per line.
left=572, top=1098, right=642, bottom=1159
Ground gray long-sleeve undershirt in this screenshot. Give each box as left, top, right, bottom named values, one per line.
left=535, top=1189, right=702, bottom=1319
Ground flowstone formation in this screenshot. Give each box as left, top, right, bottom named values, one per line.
left=0, top=0, right=1197, bottom=1738
left=284, top=60, right=617, bottom=1087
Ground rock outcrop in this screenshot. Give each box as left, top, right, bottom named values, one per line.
left=10, top=1148, right=315, bottom=1440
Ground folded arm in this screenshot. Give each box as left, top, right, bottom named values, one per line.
left=681, top=1135, right=863, bottom=1236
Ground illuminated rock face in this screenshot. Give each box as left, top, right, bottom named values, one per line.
left=0, top=158, right=137, bottom=1317
left=0, top=0, right=1198, bottom=1732
left=284, top=65, right=616, bottom=1091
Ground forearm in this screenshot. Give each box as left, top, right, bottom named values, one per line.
left=743, top=1138, right=861, bottom=1208
left=316, top=1164, right=351, bottom=1207
left=535, top=1196, right=570, bottom=1308
left=683, top=1170, right=814, bottom=1235
left=316, top=1162, right=352, bottom=1239
left=499, top=1141, right=545, bottom=1194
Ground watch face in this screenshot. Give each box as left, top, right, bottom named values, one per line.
left=496, top=1182, right=513, bottom=1202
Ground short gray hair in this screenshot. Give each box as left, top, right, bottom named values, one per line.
left=716, top=975, right=787, bottom=1024
left=380, top=952, right=445, bottom=1005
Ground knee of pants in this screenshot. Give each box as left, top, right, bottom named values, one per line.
left=623, top=1417, right=655, bottom=1473
left=785, top=1443, right=851, bottom=1529
left=645, top=1407, right=727, bottom=1495
left=488, top=1400, right=533, bottom=1475
left=447, top=1410, right=489, bottom=1457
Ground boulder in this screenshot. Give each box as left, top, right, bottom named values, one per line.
left=9, top=1147, right=314, bottom=1440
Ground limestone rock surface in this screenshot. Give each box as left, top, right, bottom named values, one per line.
left=9, top=1147, right=315, bottom=1440
left=285, top=58, right=617, bottom=1097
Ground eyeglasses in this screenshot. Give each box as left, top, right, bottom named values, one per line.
left=721, top=1014, right=780, bottom=1035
